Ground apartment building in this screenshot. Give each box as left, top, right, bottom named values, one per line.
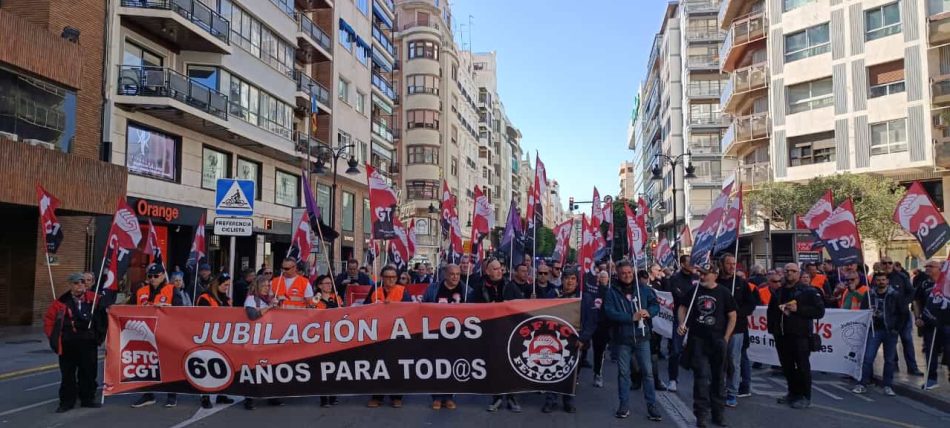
left=619, top=160, right=639, bottom=200
left=763, top=0, right=950, bottom=263
left=633, top=0, right=732, bottom=243
left=104, top=0, right=389, bottom=281
left=0, top=1, right=128, bottom=325
left=395, top=0, right=486, bottom=263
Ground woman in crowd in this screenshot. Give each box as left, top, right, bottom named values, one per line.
left=195, top=273, right=236, bottom=409
left=398, top=272, right=412, bottom=285
left=312, top=274, right=342, bottom=408
left=243, top=276, right=285, bottom=410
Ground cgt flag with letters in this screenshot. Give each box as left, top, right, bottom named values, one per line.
left=713, top=189, right=742, bottom=255
left=368, top=165, right=399, bottom=240
left=103, top=300, right=581, bottom=397
left=816, top=199, right=863, bottom=267
left=36, top=185, right=64, bottom=254
left=690, top=183, right=733, bottom=266
left=893, top=181, right=950, bottom=259
left=552, top=218, right=573, bottom=266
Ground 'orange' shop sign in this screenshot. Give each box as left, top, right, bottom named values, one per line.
left=127, top=197, right=207, bottom=227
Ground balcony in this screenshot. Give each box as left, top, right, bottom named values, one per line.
left=376, top=0, right=395, bottom=16
left=686, top=29, right=724, bottom=43
left=737, top=162, right=771, bottom=188
left=720, top=11, right=767, bottom=72
left=372, top=73, right=396, bottom=101
left=688, top=114, right=729, bottom=128
left=295, top=0, right=333, bottom=11
left=934, top=74, right=950, bottom=106
left=935, top=133, right=950, bottom=169
left=118, top=0, right=230, bottom=54
left=721, top=62, right=768, bottom=113
left=686, top=54, right=719, bottom=70
left=294, top=70, right=331, bottom=112
left=371, top=119, right=394, bottom=144
left=929, top=1, right=950, bottom=46
left=116, top=65, right=228, bottom=121
left=684, top=0, right=722, bottom=14
left=399, top=20, right=440, bottom=33
left=296, top=12, right=332, bottom=63
left=293, top=130, right=328, bottom=158
left=722, top=111, right=769, bottom=155
left=686, top=83, right=722, bottom=99
left=372, top=26, right=396, bottom=59
left=717, top=0, right=742, bottom=29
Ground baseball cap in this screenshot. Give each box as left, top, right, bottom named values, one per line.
left=199, top=263, right=212, bottom=271
left=697, top=263, right=719, bottom=275
left=67, top=272, right=85, bottom=283
left=146, top=264, right=166, bottom=275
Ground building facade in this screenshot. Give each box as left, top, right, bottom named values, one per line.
left=619, top=160, right=638, bottom=201
left=0, top=1, right=128, bottom=325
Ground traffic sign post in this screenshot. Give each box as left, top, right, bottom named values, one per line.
left=215, top=179, right=256, bottom=293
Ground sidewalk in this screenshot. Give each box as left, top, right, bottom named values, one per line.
left=871, top=330, right=950, bottom=412
left=0, top=326, right=60, bottom=379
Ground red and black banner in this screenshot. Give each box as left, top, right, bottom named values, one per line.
left=893, top=181, right=950, bottom=259
left=104, top=300, right=581, bottom=398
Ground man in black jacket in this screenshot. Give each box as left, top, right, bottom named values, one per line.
left=881, top=256, right=924, bottom=375
left=472, top=259, right=524, bottom=412
left=718, top=254, right=758, bottom=405
left=767, top=263, right=826, bottom=409
left=667, top=254, right=698, bottom=393
left=852, top=272, right=908, bottom=396
left=335, top=258, right=375, bottom=298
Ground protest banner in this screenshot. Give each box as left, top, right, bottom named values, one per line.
left=653, top=290, right=675, bottom=339
left=104, top=299, right=581, bottom=397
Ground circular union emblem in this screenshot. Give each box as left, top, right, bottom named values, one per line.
left=507, top=315, right=580, bottom=383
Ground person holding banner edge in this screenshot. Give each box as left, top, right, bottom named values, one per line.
left=472, top=258, right=525, bottom=413
left=668, top=254, right=699, bottom=393
left=422, top=264, right=471, bottom=411
left=767, top=263, right=825, bottom=410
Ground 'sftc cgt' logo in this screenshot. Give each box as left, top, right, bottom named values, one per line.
left=507, top=315, right=580, bottom=384
left=119, top=317, right=161, bottom=382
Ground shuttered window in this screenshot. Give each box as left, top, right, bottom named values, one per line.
left=868, top=60, right=905, bottom=98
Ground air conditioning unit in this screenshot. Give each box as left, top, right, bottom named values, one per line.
left=23, top=139, right=55, bottom=150
left=0, top=131, right=17, bottom=142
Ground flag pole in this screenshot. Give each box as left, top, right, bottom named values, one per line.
left=923, top=327, right=939, bottom=390
left=39, top=228, right=56, bottom=299
left=88, top=239, right=112, bottom=329
left=633, top=247, right=646, bottom=335
left=314, top=218, right=339, bottom=298
left=532, top=218, right=537, bottom=299
left=732, top=172, right=742, bottom=295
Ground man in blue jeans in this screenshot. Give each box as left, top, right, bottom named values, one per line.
left=667, top=255, right=699, bottom=393
left=881, top=256, right=924, bottom=376
left=603, top=261, right=663, bottom=422
left=853, top=272, right=907, bottom=396
left=717, top=254, right=758, bottom=406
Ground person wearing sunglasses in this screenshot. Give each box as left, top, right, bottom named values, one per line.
left=533, top=265, right=558, bottom=299
left=835, top=274, right=868, bottom=310
left=131, top=264, right=183, bottom=409
left=45, top=272, right=106, bottom=413
left=271, top=257, right=313, bottom=309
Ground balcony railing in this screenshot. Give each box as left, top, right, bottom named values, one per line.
left=294, top=70, right=331, bottom=108
left=933, top=74, right=950, bottom=106
left=734, top=111, right=770, bottom=143
left=293, top=130, right=328, bottom=156
left=116, top=65, right=228, bottom=120
left=686, top=29, right=724, bottom=42
left=371, top=119, right=394, bottom=143
left=297, top=12, right=332, bottom=52
left=377, top=0, right=395, bottom=14
left=689, top=114, right=729, bottom=127
left=121, top=0, right=230, bottom=44
left=686, top=83, right=722, bottom=98
left=372, top=25, right=396, bottom=57
left=929, top=0, right=950, bottom=16
left=722, top=62, right=768, bottom=109
left=738, top=162, right=771, bottom=187
left=721, top=122, right=736, bottom=153
left=684, top=0, right=721, bottom=14
left=720, top=11, right=767, bottom=70
left=372, top=72, right=396, bottom=100
left=687, top=54, right=719, bottom=69
left=400, top=20, right=440, bottom=31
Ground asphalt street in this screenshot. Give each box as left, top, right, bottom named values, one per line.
left=1, top=358, right=948, bottom=428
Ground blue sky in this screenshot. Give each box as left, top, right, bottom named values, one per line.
left=449, top=0, right=669, bottom=209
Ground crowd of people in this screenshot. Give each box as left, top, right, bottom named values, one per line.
left=42, top=253, right=950, bottom=427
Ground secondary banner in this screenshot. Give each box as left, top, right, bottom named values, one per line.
left=104, top=300, right=581, bottom=397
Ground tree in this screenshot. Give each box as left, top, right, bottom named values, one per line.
left=746, top=173, right=905, bottom=254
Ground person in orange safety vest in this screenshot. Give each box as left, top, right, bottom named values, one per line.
left=272, top=257, right=313, bottom=308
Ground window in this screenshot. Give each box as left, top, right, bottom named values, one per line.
left=406, top=180, right=439, bottom=200
left=356, top=91, right=366, bottom=114
left=407, top=109, right=440, bottom=129
left=363, top=198, right=372, bottom=234
left=868, top=60, right=905, bottom=98
left=689, top=132, right=723, bottom=154
left=342, top=192, right=355, bottom=232
left=317, top=184, right=331, bottom=218
left=357, top=0, right=369, bottom=15
left=865, top=2, right=901, bottom=41
left=126, top=123, right=178, bottom=182
left=222, top=1, right=293, bottom=77
left=339, top=20, right=353, bottom=52
left=123, top=42, right=162, bottom=67
left=201, top=146, right=230, bottom=190
left=692, top=160, right=722, bottom=181
left=689, top=103, right=721, bottom=124
left=406, top=74, right=440, bottom=95
left=408, top=40, right=439, bottom=60
left=451, top=157, right=458, bottom=176
left=407, top=146, right=440, bottom=164
left=910, top=181, right=944, bottom=212
left=789, top=131, right=835, bottom=166
left=356, top=40, right=370, bottom=66
left=0, top=65, right=77, bottom=152
left=870, top=118, right=907, bottom=155
left=187, top=65, right=219, bottom=90
left=338, top=78, right=349, bottom=103
left=787, top=77, right=833, bottom=114
left=783, top=0, right=816, bottom=11
left=275, top=170, right=299, bottom=206
left=236, top=158, right=261, bottom=200
left=370, top=144, right=393, bottom=175
left=229, top=75, right=292, bottom=138
left=784, top=23, right=830, bottom=62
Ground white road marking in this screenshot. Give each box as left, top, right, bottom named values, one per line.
left=812, top=385, right=843, bottom=400
left=25, top=381, right=60, bottom=391
left=818, top=381, right=874, bottom=402
left=167, top=397, right=238, bottom=428
left=0, top=398, right=58, bottom=417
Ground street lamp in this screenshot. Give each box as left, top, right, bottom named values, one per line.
left=312, top=144, right=360, bottom=264
left=650, top=151, right=695, bottom=256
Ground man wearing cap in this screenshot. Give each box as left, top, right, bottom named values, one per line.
left=131, top=264, right=183, bottom=408
left=44, top=272, right=106, bottom=412
left=676, top=264, right=736, bottom=427
left=880, top=256, right=924, bottom=376
left=272, top=257, right=313, bottom=309
left=717, top=254, right=758, bottom=405
left=169, top=271, right=192, bottom=306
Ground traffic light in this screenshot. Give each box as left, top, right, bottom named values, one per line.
left=568, top=197, right=574, bottom=211
left=265, top=218, right=273, bottom=230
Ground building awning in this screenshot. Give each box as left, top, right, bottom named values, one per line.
left=372, top=4, right=393, bottom=30
left=371, top=48, right=392, bottom=72
left=356, top=36, right=372, bottom=57
left=339, top=18, right=356, bottom=42
left=372, top=94, right=393, bottom=114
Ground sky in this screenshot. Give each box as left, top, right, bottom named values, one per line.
left=449, top=0, right=669, bottom=210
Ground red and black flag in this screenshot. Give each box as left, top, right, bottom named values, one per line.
left=186, top=213, right=206, bottom=270
left=816, top=199, right=863, bottom=267
left=552, top=218, right=573, bottom=266
left=367, top=164, right=399, bottom=240
left=690, top=183, right=733, bottom=266
left=36, top=185, right=64, bottom=254
left=287, top=211, right=313, bottom=262
left=388, top=216, right=410, bottom=272
left=893, top=181, right=950, bottom=259
left=143, top=219, right=164, bottom=268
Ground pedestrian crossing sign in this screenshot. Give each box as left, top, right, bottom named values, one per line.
left=215, top=179, right=255, bottom=216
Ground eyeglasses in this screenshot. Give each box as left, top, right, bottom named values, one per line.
left=786, top=270, right=799, bottom=273
left=281, top=266, right=294, bottom=271
left=382, top=275, right=398, bottom=279
left=882, top=261, right=893, bottom=265
left=148, top=274, right=162, bottom=279
left=538, top=272, right=549, bottom=276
